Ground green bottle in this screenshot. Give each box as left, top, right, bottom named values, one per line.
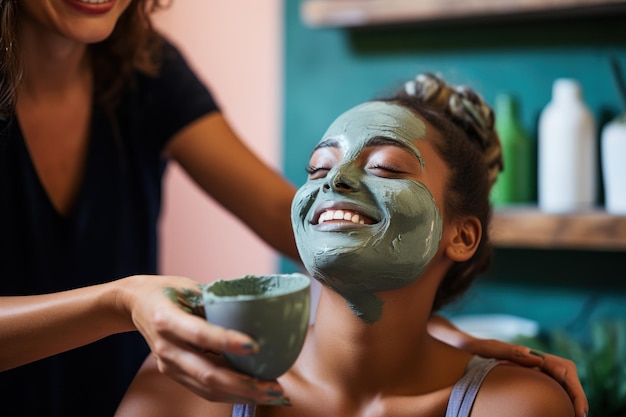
left=491, top=93, right=533, bottom=207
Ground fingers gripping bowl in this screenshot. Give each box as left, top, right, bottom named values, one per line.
left=202, top=273, right=311, bottom=380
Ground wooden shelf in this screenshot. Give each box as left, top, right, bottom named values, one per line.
left=490, top=206, right=626, bottom=251
left=301, top=0, right=626, bottom=28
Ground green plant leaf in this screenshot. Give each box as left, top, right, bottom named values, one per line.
left=520, top=320, right=626, bottom=417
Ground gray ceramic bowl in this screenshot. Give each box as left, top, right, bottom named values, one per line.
left=202, top=273, right=311, bottom=380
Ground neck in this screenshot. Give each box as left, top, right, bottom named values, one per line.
left=296, top=271, right=462, bottom=399
left=18, top=17, right=90, bottom=99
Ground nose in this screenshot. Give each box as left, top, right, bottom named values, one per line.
left=323, top=167, right=359, bottom=192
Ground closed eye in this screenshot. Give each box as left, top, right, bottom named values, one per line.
left=367, top=164, right=406, bottom=176
left=305, top=165, right=331, bottom=179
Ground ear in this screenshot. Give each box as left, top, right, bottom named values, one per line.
left=445, top=216, right=482, bottom=262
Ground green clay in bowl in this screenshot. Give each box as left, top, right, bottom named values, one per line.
left=202, top=273, right=311, bottom=380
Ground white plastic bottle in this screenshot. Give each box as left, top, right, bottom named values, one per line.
left=538, top=79, right=597, bottom=213
left=601, top=114, right=626, bottom=214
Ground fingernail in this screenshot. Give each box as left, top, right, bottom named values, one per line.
left=582, top=412, right=588, bottom=417
left=264, top=397, right=292, bottom=406
left=241, top=341, right=260, bottom=352
left=529, top=349, right=545, bottom=359
left=265, top=389, right=284, bottom=397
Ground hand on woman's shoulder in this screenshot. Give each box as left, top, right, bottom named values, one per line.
left=472, top=363, right=575, bottom=417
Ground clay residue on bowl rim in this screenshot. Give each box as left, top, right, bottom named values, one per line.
left=202, top=273, right=310, bottom=302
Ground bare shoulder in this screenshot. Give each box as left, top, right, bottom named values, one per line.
left=114, top=354, right=232, bottom=417
left=470, top=362, right=575, bottom=417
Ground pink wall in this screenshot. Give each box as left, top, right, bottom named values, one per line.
left=153, top=1, right=282, bottom=283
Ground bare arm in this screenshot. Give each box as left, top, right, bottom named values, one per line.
left=0, top=280, right=130, bottom=371
left=0, top=275, right=288, bottom=405
left=166, top=111, right=299, bottom=262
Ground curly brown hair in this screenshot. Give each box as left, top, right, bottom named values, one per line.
left=381, top=73, right=504, bottom=312
left=0, top=0, right=171, bottom=117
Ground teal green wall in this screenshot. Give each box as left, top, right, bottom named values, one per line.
left=281, top=0, right=626, bottom=340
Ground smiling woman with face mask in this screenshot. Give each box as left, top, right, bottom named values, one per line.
left=115, top=73, right=581, bottom=417
left=291, top=101, right=444, bottom=323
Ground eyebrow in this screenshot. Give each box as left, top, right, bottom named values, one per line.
left=312, top=136, right=424, bottom=168
left=312, top=138, right=340, bottom=152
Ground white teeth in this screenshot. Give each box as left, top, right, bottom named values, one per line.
left=78, top=0, right=109, bottom=4
left=318, top=209, right=366, bottom=225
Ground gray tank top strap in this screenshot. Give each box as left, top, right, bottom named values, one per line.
left=232, top=403, right=255, bottom=417
left=445, top=356, right=500, bottom=417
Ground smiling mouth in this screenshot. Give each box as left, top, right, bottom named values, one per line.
left=316, top=209, right=375, bottom=225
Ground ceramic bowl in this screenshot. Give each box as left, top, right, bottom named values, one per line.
left=202, top=273, right=311, bottom=380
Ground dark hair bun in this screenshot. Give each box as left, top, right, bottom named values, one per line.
left=404, top=73, right=503, bottom=186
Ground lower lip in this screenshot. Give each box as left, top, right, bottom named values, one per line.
left=66, top=0, right=115, bottom=15
left=315, top=221, right=370, bottom=232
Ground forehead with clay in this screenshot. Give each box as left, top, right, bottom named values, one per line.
left=317, top=101, right=426, bottom=169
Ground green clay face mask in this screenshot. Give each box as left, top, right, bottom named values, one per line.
left=291, top=101, right=443, bottom=323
